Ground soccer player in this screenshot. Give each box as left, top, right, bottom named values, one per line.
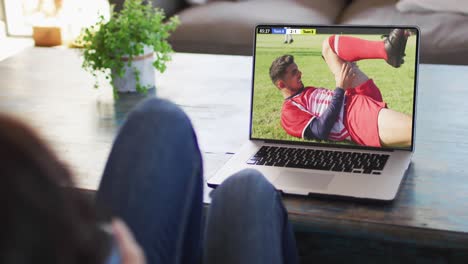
left=284, top=33, right=294, bottom=44
left=269, top=29, right=412, bottom=148
left=283, top=27, right=294, bottom=44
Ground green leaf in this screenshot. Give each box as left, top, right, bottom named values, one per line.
left=78, top=0, right=179, bottom=95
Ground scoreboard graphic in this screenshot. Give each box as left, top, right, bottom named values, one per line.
left=258, top=27, right=316, bottom=35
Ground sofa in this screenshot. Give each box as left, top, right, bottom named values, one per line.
left=161, top=0, right=468, bottom=65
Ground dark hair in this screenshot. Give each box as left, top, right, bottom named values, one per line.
left=0, top=114, right=110, bottom=264
left=269, top=55, right=295, bottom=84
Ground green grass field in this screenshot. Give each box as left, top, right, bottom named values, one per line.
left=251, top=33, right=417, bottom=143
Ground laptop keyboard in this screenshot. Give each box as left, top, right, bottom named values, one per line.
left=247, top=146, right=389, bottom=174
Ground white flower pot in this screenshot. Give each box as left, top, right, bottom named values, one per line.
left=112, top=45, right=156, bottom=93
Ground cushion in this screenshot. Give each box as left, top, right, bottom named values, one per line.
left=339, top=0, right=468, bottom=65
left=170, top=0, right=348, bottom=55
left=396, top=0, right=468, bottom=15
left=186, top=0, right=210, bottom=5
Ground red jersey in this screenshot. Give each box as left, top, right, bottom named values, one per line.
left=281, top=87, right=350, bottom=141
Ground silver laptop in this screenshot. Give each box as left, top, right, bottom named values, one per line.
left=208, top=25, right=419, bottom=201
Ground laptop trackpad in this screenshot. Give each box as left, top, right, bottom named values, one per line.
left=275, top=171, right=334, bottom=191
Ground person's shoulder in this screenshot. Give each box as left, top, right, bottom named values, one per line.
left=304, top=86, right=318, bottom=93
left=282, top=99, right=296, bottom=112
left=302, top=86, right=318, bottom=95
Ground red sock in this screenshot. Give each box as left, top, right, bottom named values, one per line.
left=328, top=35, right=388, bottom=62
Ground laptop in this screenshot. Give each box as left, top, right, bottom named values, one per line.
left=208, top=25, right=419, bottom=201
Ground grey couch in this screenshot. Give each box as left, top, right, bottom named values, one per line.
left=162, top=0, right=468, bottom=65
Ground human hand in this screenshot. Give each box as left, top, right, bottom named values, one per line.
left=112, top=218, right=146, bottom=264
left=335, top=62, right=356, bottom=89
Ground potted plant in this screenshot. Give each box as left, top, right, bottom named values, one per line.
left=79, top=0, right=180, bottom=97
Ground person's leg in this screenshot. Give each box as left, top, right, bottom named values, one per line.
left=322, top=38, right=370, bottom=89
left=204, top=169, right=299, bottom=264
left=95, top=98, right=203, bottom=264
left=328, top=35, right=387, bottom=62
left=352, top=78, right=383, bottom=103
left=327, top=29, right=408, bottom=68
left=323, top=38, right=387, bottom=102
left=377, top=108, right=413, bottom=147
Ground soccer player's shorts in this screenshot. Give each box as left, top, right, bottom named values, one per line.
left=344, top=79, right=386, bottom=147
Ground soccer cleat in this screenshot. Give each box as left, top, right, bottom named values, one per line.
left=289, top=38, right=294, bottom=44
left=383, top=29, right=409, bottom=68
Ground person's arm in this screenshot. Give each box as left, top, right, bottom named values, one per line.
left=304, top=88, right=344, bottom=140
left=304, top=62, right=355, bottom=140
left=111, top=218, right=146, bottom=264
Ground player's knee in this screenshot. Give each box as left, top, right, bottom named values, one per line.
left=322, top=38, right=331, bottom=56
left=323, top=36, right=336, bottom=56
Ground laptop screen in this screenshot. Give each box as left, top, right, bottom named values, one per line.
left=250, top=25, right=419, bottom=151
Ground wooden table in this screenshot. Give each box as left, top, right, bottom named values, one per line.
left=1, top=47, right=468, bottom=262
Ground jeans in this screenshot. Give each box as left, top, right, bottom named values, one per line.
left=96, top=98, right=298, bottom=264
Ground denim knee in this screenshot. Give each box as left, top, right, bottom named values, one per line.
left=128, top=97, right=192, bottom=131
left=223, top=169, right=272, bottom=190
left=214, top=169, right=278, bottom=206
